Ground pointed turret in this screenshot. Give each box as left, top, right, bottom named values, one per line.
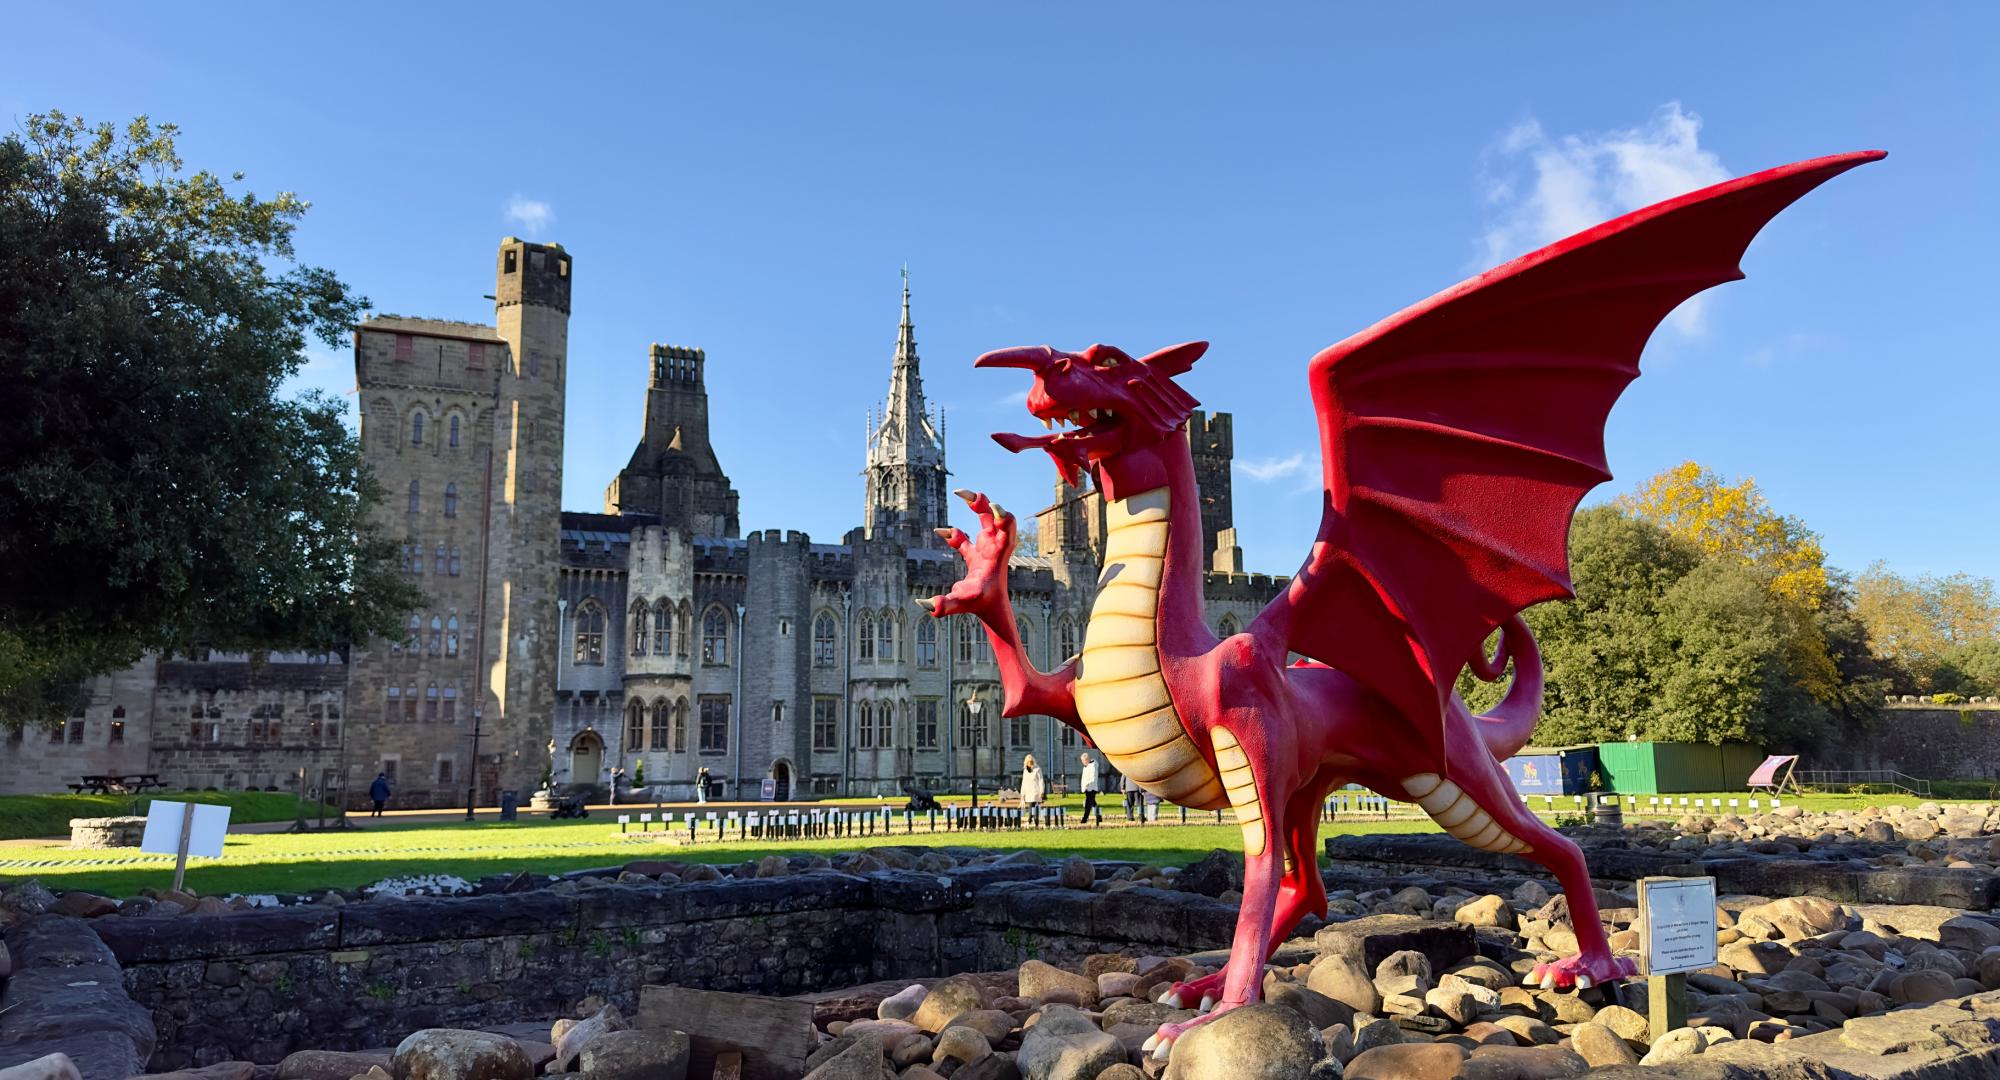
left=863, top=270, right=950, bottom=546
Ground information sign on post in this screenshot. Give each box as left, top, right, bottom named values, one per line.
left=141, top=801, right=231, bottom=893
left=760, top=778, right=777, bottom=801
left=1637, top=875, right=1718, bottom=1042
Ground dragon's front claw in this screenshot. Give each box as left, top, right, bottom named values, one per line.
left=1526, top=951, right=1636, bottom=991
left=1156, top=970, right=1226, bottom=1014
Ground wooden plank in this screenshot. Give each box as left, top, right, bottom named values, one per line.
left=1648, top=971, right=1688, bottom=1041
left=710, top=1052, right=743, bottom=1080
left=638, top=985, right=812, bottom=1080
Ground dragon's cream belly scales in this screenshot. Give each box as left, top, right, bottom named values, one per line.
left=1075, top=489, right=1230, bottom=813
left=1400, top=773, right=1534, bottom=854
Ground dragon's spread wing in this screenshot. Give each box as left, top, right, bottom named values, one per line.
left=1264, top=151, right=1882, bottom=762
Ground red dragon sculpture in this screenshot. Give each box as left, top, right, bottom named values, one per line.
left=921, top=150, right=1882, bottom=1057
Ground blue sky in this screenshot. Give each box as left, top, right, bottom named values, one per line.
left=9, top=4, right=1996, bottom=582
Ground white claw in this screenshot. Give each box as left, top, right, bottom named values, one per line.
left=1142, top=1034, right=1158, bottom=1053
left=1152, top=1037, right=1174, bottom=1061
left=1576, top=974, right=1594, bottom=990
left=1160, top=991, right=1183, bottom=1008
left=1540, top=972, right=1557, bottom=991
left=1199, top=994, right=1216, bottom=1013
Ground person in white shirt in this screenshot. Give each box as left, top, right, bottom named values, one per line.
left=1019, top=755, right=1047, bottom=821
left=1079, top=753, right=1102, bottom=825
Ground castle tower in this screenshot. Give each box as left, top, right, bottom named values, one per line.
left=1187, top=410, right=1236, bottom=571
left=482, top=238, right=572, bottom=797
left=862, top=271, right=949, bottom=547
left=605, top=344, right=741, bottom=537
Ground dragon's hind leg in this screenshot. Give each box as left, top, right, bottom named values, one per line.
left=1144, top=724, right=1296, bottom=1061
left=1154, top=773, right=1334, bottom=1012
left=1400, top=745, right=1634, bottom=990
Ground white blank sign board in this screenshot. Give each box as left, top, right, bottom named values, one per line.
left=141, top=801, right=231, bottom=858
left=1639, top=875, right=1718, bottom=976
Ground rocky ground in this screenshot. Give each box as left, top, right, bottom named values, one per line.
left=9, top=800, right=2000, bottom=1079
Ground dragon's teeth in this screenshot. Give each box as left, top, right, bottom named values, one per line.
left=1042, top=417, right=1053, bottom=430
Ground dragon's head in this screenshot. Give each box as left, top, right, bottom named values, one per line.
left=976, top=341, right=1206, bottom=501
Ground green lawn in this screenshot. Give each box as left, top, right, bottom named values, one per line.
left=0, top=814, right=1444, bottom=899
left=0, top=791, right=335, bottom=842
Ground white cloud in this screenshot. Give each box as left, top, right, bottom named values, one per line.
left=992, top=389, right=1030, bottom=410
left=1238, top=452, right=1308, bottom=482
left=505, top=195, right=556, bottom=237
left=1479, top=103, right=1730, bottom=336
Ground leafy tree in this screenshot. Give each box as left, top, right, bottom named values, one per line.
left=1617, top=461, right=1828, bottom=608
left=0, top=112, right=422, bottom=730
left=1935, top=641, right=2000, bottom=697
left=1853, top=562, right=2000, bottom=691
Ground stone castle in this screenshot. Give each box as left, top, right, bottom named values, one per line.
left=1, top=242, right=1286, bottom=806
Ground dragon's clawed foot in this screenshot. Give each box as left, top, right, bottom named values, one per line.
left=917, top=490, right=1016, bottom=619
left=1142, top=1000, right=1245, bottom=1061
left=1153, top=969, right=1227, bottom=1011
left=1526, top=950, right=1636, bottom=991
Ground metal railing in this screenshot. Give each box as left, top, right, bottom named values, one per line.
left=1796, top=770, right=1932, bottom=796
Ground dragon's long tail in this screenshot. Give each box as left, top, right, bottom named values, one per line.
left=1467, top=615, right=1543, bottom=761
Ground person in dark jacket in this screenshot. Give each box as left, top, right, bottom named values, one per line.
left=369, top=772, right=391, bottom=817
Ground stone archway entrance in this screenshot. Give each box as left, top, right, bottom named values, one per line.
left=771, top=759, right=793, bottom=802
left=569, top=730, right=604, bottom=789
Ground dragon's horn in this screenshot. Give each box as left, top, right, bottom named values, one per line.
left=1137, top=341, right=1208, bottom=376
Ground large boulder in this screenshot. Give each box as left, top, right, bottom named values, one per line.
left=1165, top=1003, right=1330, bottom=1080
left=1016, top=960, right=1099, bottom=1007
left=277, top=1051, right=397, bottom=1080
left=912, top=975, right=989, bottom=1032
left=0, top=1055, right=79, bottom=1080
left=801, top=1033, right=885, bottom=1080
left=1176, top=850, right=1243, bottom=897
left=1307, top=954, right=1383, bottom=1016
left=576, top=1030, right=689, bottom=1080
left=390, top=1030, right=533, bottom=1080
left=1345, top=1042, right=1468, bottom=1080
left=1570, top=1023, right=1638, bottom=1067
left=1016, top=1005, right=1122, bottom=1080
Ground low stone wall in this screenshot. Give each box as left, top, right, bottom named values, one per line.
left=67, top=816, right=147, bottom=849
left=91, top=863, right=1249, bottom=1069
left=0, top=916, right=154, bottom=1078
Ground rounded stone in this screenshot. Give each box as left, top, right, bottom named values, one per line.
left=1344, top=1042, right=1469, bottom=1080
left=1638, top=1027, right=1705, bottom=1066
left=1455, top=895, right=1517, bottom=931
left=879, top=984, right=928, bottom=1021
left=1568, top=1023, right=1637, bottom=1067
left=1164, top=1003, right=1326, bottom=1080
left=576, top=1030, right=690, bottom=1080
left=1058, top=856, right=1094, bottom=890
left=912, top=975, right=989, bottom=1033
left=391, top=1029, right=533, bottom=1080
left=931, top=1025, right=992, bottom=1066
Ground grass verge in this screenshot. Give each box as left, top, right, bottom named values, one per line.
left=0, top=791, right=333, bottom=842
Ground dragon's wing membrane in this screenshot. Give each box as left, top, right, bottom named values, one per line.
left=1267, top=151, right=1883, bottom=762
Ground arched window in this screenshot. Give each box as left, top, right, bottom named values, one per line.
left=428, top=616, right=443, bottom=655
left=573, top=601, right=606, bottom=665
left=876, top=612, right=895, bottom=662
left=407, top=479, right=421, bottom=514
left=449, top=547, right=463, bottom=576
left=813, top=613, right=837, bottom=667
left=857, top=702, right=874, bottom=749
left=405, top=614, right=420, bottom=653
left=630, top=599, right=650, bottom=656
left=434, top=544, right=446, bottom=574
left=448, top=414, right=461, bottom=448
left=878, top=701, right=894, bottom=748
left=702, top=607, right=728, bottom=665
left=403, top=684, right=418, bottom=722
left=652, top=600, right=671, bottom=656
left=410, top=410, right=425, bottom=446
left=1058, top=618, right=1078, bottom=661
left=650, top=699, right=669, bottom=749
left=672, top=699, right=688, bottom=752
left=858, top=613, right=876, bottom=661
left=444, top=483, right=458, bottom=518
left=385, top=686, right=401, bottom=723
left=955, top=618, right=977, bottom=664
left=425, top=683, right=440, bottom=721
left=1217, top=614, right=1239, bottom=638
left=442, top=686, right=457, bottom=722
left=1015, top=617, right=1031, bottom=655
left=916, top=618, right=937, bottom=668
left=445, top=615, right=459, bottom=658
left=677, top=601, right=692, bottom=658
left=625, top=699, right=645, bottom=751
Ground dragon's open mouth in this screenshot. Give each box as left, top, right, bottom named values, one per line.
left=994, top=406, right=1123, bottom=486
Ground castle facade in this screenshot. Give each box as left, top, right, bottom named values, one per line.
left=2, top=242, right=1286, bottom=806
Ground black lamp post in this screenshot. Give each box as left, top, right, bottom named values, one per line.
left=465, top=706, right=484, bottom=821
left=966, top=691, right=983, bottom=817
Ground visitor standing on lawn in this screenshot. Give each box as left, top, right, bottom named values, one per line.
left=369, top=772, right=391, bottom=817
left=1020, top=754, right=1046, bottom=818
left=1079, top=752, right=1102, bottom=825
left=1122, top=768, right=1142, bottom=820
left=695, top=765, right=711, bottom=804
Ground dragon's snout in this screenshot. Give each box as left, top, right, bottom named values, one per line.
left=974, top=345, right=1059, bottom=371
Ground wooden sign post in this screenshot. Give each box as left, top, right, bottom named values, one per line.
left=1636, top=875, right=1717, bottom=1043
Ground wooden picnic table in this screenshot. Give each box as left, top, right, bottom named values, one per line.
left=72, top=773, right=164, bottom=795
